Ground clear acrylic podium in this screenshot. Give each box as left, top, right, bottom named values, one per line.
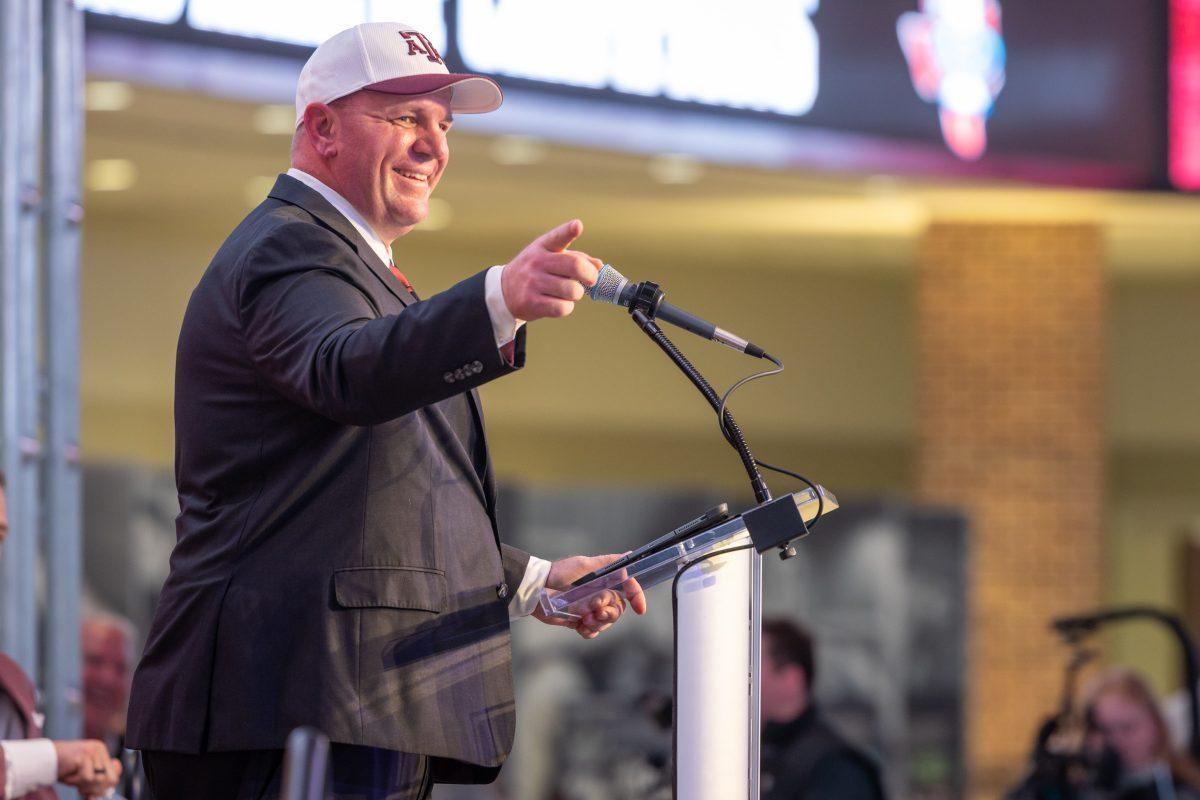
left=538, top=486, right=838, bottom=799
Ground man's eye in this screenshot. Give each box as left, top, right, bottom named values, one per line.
left=393, top=116, right=417, bottom=126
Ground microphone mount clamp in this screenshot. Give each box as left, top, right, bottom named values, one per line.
left=627, top=281, right=664, bottom=319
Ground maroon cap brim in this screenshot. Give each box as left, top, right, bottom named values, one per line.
left=364, top=73, right=503, bottom=113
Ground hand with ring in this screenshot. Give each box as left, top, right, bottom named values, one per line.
left=52, top=739, right=122, bottom=797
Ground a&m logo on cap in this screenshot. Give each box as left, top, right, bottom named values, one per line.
left=400, top=30, right=444, bottom=65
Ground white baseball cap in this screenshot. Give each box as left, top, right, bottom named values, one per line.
left=295, top=22, right=503, bottom=127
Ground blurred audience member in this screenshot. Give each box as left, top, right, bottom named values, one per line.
left=1082, top=668, right=1200, bottom=800
left=760, top=618, right=886, bottom=800
left=0, top=471, right=121, bottom=799
left=81, top=612, right=134, bottom=749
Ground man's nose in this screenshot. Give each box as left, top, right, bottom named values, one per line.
left=414, top=127, right=448, bottom=161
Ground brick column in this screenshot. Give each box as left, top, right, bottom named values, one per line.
left=916, top=223, right=1106, bottom=797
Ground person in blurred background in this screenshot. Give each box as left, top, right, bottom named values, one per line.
left=1081, top=668, right=1200, bottom=800
left=760, top=618, right=886, bottom=800
left=81, top=612, right=134, bottom=751
left=0, top=472, right=122, bottom=799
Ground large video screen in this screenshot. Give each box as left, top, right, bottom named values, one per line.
left=83, top=0, right=1187, bottom=190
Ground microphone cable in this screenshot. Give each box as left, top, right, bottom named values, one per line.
left=714, top=352, right=826, bottom=530
left=604, top=263, right=825, bottom=527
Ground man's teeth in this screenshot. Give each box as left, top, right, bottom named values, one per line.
left=397, top=171, right=428, bottom=182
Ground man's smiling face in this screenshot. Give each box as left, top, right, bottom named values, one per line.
left=326, top=89, right=453, bottom=242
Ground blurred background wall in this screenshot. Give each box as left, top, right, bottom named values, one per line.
left=56, top=1, right=1200, bottom=798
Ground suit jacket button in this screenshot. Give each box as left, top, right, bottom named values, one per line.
left=444, top=372, right=455, bottom=383
left=472, top=360, right=483, bottom=373
left=454, top=368, right=465, bottom=380
left=497, top=582, right=509, bottom=599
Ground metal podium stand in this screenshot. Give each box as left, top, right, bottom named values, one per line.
left=564, top=265, right=836, bottom=797
left=538, top=487, right=837, bottom=799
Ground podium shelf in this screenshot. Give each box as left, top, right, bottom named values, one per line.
left=537, top=486, right=837, bottom=622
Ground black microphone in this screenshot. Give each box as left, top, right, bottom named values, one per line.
left=586, top=264, right=766, bottom=358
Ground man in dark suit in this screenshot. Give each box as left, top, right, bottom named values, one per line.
left=126, top=21, right=644, bottom=800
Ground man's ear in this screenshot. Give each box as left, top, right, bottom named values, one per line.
left=301, top=103, right=339, bottom=159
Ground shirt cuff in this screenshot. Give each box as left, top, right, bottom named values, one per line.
left=3, top=738, right=58, bottom=797
left=485, top=265, right=526, bottom=348
left=508, top=555, right=552, bottom=620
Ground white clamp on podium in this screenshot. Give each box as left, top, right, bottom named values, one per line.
left=538, top=486, right=838, bottom=800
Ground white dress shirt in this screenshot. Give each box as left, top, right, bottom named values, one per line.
left=280, top=169, right=548, bottom=617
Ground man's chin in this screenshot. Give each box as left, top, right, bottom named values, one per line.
left=386, top=208, right=428, bottom=238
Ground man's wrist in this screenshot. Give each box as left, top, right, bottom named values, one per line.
left=509, top=555, right=552, bottom=619
left=485, top=264, right=526, bottom=347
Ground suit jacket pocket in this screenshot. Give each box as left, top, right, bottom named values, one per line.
left=333, top=566, right=447, bottom=613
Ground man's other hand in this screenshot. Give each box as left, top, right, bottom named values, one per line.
left=533, top=554, right=648, bottom=639
left=500, top=219, right=602, bottom=321
left=53, top=739, right=122, bottom=797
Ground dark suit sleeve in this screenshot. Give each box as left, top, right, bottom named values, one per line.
left=500, top=544, right=532, bottom=602
left=237, top=222, right=522, bottom=425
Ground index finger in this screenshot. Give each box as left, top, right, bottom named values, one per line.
left=533, top=219, right=583, bottom=253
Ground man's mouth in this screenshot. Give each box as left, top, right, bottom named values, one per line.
left=393, top=169, right=430, bottom=185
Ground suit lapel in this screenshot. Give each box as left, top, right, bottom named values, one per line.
left=425, top=396, right=489, bottom=511
left=357, top=243, right=416, bottom=308
left=422, top=390, right=497, bottom=533
left=266, top=174, right=414, bottom=308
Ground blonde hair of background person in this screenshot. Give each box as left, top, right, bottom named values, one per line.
left=1085, top=667, right=1200, bottom=795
